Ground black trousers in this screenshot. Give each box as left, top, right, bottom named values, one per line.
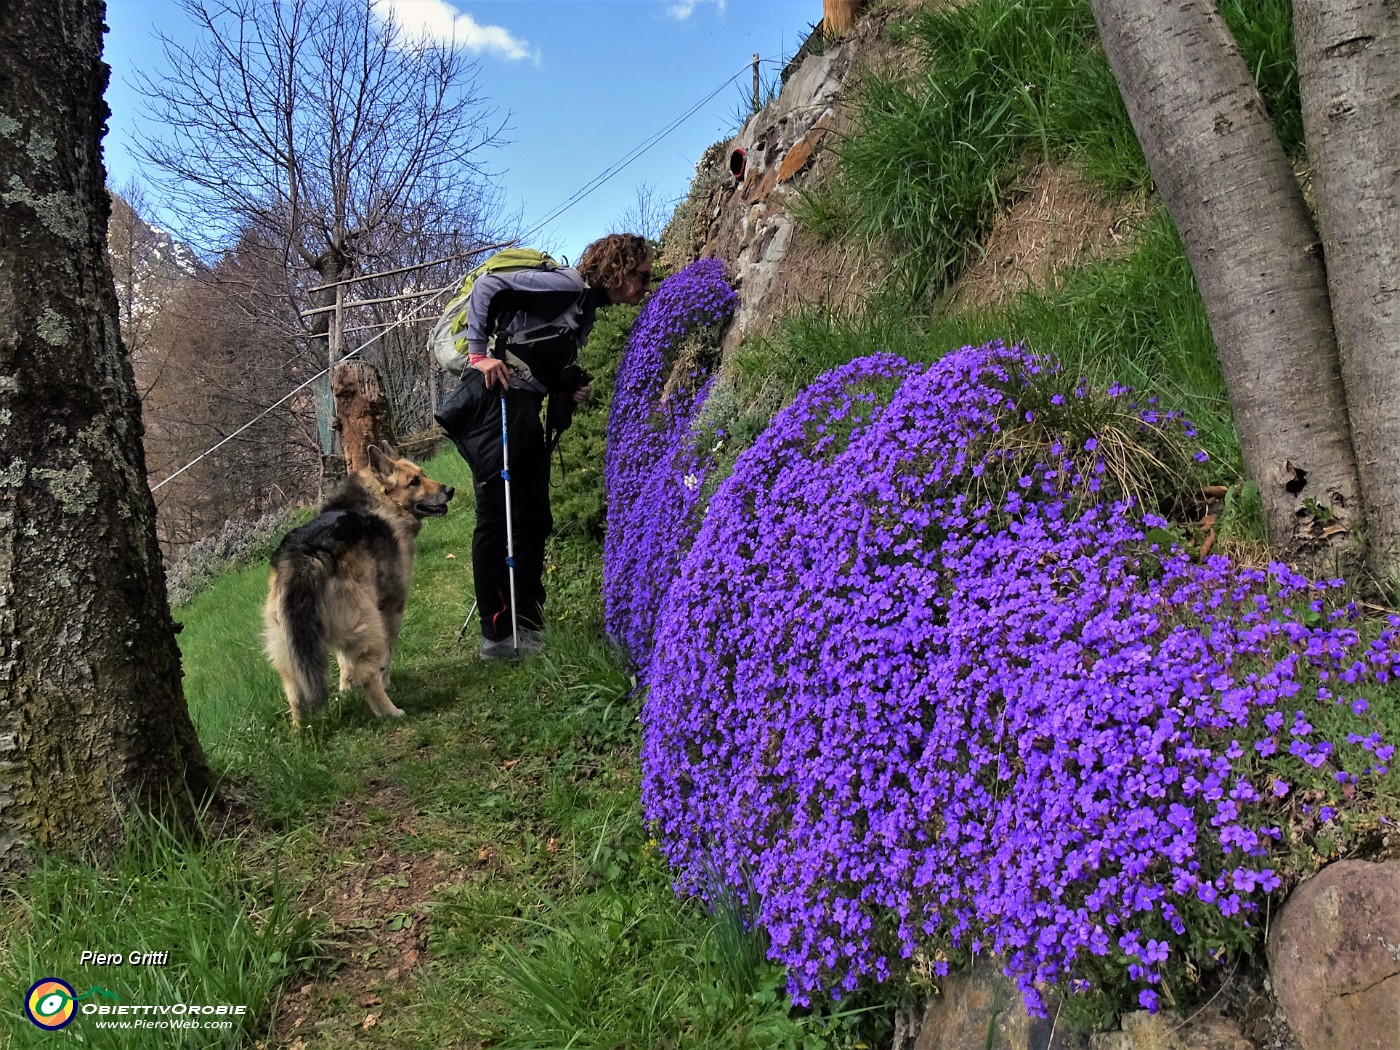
left=470, top=390, right=553, bottom=641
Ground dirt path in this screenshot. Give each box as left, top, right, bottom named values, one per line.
left=257, top=786, right=476, bottom=1048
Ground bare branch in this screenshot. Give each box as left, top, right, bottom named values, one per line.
left=132, top=0, right=508, bottom=285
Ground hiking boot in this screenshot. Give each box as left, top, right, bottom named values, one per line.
left=479, top=631, right=545, bottom=661
left=479, top=637, right=521, bottom=662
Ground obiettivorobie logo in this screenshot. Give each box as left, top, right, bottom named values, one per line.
left=24, top=979, right=118, bottom=1030
left=23, top=977, right=248, bottom=1032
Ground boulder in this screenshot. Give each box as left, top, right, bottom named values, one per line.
left=1089, top=1008, right=1254, bottom=1050
left=1267, top=859, right=1400, bottom=1050
left=896, top=968, right=1271, bottom=1050
left=905, top=970, right=1089, bottom=1050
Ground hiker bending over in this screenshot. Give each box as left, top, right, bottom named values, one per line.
left=436, top=233, right=653, bottom=660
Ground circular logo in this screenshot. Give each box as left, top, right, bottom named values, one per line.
left=25, top=978, right=77, bottom=1030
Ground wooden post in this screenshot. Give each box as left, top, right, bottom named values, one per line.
left=752, top=52, right=761, bottom=113
left=823, top=0, right=862, bottom=36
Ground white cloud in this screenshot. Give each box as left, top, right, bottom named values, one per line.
left=375, top=0, right=533, bottom=61
left=667, top=0, right=727, bottom=21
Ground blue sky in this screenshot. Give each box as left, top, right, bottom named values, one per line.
left=103, top=0, right=817, bottom=264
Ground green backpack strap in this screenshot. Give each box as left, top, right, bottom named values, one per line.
left=428, top=248, right=559, bottom=375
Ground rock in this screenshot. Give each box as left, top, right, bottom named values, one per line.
left=891, top=1000, right=924, bottom=1050
left=1090, top=1008, right=1254, bottom=1049
left=776, top=110, right=835, bottom=183
left=741, top=164, right=779, bottom=205
left=901, top=969, right=1270, bottom=1050
left=909, top=969, right=1089, bottom=1050
left=1267, top=859, right=1400, bottom=1050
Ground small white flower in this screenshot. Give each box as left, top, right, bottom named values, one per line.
left=683, top=473, right=700, bottom=490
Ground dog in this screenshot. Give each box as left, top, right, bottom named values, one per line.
left=263, top=444, right=453, bottom=726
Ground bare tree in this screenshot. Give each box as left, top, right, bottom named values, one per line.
left=0, top=0, right=213, bottom=872
left=1086, top=0, right=1369, bottom=577
left=314, top=213, right=508, bottom=437
left=108, top=181, right=159, bottom=356
left=614, top=182, right=671, bottom=244
left=134, top=0, right=506, bottom=352
left=1295, top=1, right=1400, bottom=587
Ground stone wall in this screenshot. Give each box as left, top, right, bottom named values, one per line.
left=659, top=7, right=902, bottom=354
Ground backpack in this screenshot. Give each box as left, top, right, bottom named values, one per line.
left=428, top=247, right=564, bottom=376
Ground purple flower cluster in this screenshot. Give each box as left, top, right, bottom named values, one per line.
left=637, top=341, right=1399, bottom=1012
left=603, top=257, right=736, bottom=666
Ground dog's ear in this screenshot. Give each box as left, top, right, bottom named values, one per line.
left=366, top=444, right=395, bottom=478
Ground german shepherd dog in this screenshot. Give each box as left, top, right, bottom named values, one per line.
left=263, top=445, right=453, bottom=726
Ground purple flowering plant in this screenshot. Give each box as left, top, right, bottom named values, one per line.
left=628, top=340, right=1398, bottom=1018
left=604, top=257, right=737, bottom=668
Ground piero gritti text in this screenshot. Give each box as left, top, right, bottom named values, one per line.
left=79, top=950, right=171, bottom=966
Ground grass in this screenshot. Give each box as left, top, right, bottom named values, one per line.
left=799, top=0, right=1146, bottom=298
left=712, top=0, right=1315, bottom=555
left=1219, top=0, right=1304, bottom=157
left=0, top=812, right=320, bottom=1047
left=732, top=0, right=1303, bottom=532
left=800, top=0, right=1304, bottom=303
left=714, top=208, right=1241, bottom=497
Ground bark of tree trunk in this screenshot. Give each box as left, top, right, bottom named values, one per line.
left=1295, top=0, right=1400, bottom=589
left=331, top=361, right=397, bottom=475
left=311, top=252, right=351, bottom=484
left=1087, top=0, right=1366, bottom=573
left=0, top=0, right=214, bottom=875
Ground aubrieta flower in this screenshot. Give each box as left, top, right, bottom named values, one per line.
left=614, top=340, right=1399, bottom=1015
left=603, top=257, right=737, bottom=667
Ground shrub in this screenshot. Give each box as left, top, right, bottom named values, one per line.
left=640, top=341, right=1398, bottom=1016
left=166, top=506, right=297, bottom=607
left=603, top=257, right=737, bottom=668
left=550, top=299, right=642, bottom=540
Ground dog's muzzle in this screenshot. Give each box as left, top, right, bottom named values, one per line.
left=415, top=486, right=454, bottom=517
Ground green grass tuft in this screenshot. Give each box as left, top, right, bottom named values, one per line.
left=0, top=811, right=321, bottom=1048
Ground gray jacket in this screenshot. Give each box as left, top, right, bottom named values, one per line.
left=464, top=265, right=599, bottom=393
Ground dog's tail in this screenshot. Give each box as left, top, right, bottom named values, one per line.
left=263, top=559, right=329, bottom=724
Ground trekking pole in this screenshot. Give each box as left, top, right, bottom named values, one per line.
left=456, top=600, right=478, bottom=643
left=499, top=391, right=520, bottom=652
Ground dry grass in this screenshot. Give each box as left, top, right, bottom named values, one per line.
left=948, top=165, right=1149, bottom=311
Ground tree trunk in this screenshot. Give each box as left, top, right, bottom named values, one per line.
left=1087, top=0, right=1366, bottom=573
left=1295, top=0, right=1400, bottom=589
left=311, top=252, right=350, bottom=483
left=331, top=361, right=397, bottom=475
left=0, top=0, right=214, bottom=875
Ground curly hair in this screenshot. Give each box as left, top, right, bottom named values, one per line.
left=577, top=233, right=651, bottom=292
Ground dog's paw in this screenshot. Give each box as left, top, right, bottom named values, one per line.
left=382, top=705, right=405, bottom=718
